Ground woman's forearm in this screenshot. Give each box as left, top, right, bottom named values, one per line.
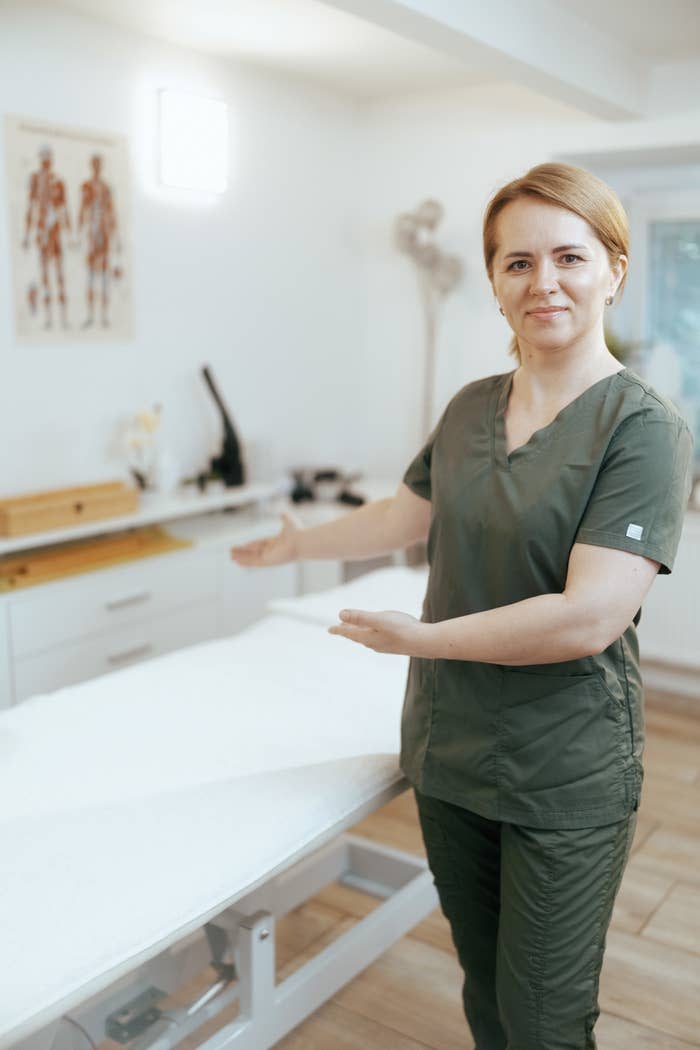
left=423, top=592, right=602, bottom=665
left=295, top=497, right=403, bottom=561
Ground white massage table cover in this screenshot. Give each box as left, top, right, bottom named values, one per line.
left=267, top=564, right=429, bottom=627
left=0, top=566, right=429, bottom=1046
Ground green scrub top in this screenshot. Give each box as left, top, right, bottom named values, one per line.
left=400, top=366, right=694, bottom=829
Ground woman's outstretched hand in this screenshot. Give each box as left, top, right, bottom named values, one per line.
left=328, top=609, right=428, bottom=656
left=230, top=511, right=301, bottom=567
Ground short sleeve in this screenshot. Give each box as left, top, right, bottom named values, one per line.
left=575, top=412, right=695, bottom=574
left=402, top=428, right=436, bottom=501
left=401, top=406, right=448, bottom=503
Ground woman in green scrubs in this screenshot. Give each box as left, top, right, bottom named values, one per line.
left=231, top=163, right=694, bottom=1049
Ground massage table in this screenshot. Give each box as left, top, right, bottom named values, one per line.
left=0, top=566, right=437, bottom=1050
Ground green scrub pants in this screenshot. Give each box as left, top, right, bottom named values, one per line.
left=414, top=788, right=637, bottom=1050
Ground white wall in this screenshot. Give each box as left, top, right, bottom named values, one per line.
left=648, top=59, right=700, bottom=118
left=359, top=80, right=700, bottom=474
left=359, top=82, right=599, bottom=470
left=2, top=2, right=700, bottom=498
left=0, top=1, right=367, bottom=495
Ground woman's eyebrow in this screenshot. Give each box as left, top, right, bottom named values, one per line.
left=503, top=243, right=589, bottom=259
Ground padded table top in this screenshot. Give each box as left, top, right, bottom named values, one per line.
left=0, top=566, right=429, bottom=1047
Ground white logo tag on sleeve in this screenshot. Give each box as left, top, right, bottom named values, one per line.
left=626, top=523, right=644, bottom=540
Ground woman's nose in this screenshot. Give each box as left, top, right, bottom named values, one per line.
left=529, top=261, right=559, bottom=295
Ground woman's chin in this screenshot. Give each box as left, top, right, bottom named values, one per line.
left=518, top=334, right=573, bottom=354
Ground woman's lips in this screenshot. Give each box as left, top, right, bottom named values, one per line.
left=528, top=308, right=567, bottom=319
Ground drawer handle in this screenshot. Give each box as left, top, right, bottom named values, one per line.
left=105, top=591, right=152, bottom=611
left=107, top=643, right=154, bottom=666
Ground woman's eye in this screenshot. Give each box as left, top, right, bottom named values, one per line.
left=506, top=254, right=583, bottom=271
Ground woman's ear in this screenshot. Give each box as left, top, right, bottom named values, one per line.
left=614, top=253, right=629, bottom=288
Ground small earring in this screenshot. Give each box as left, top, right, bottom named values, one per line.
left=499, top=305, right=505, bottom=316
left=605, top=295, right=614, bottom=306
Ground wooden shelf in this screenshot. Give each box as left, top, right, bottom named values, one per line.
left=0, top=479, right=290, bottom=558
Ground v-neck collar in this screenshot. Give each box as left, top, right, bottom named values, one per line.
left=491, top=367, right=627, bottom=470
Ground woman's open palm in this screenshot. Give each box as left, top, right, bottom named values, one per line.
left=230, top=511, right=301, bottom=567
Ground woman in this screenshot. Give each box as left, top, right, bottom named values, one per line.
left=230, top=163, right=694, bottom=1049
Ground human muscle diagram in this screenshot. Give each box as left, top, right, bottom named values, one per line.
left=77, top=154, right=121, bottom=329
left=5, top=116, right=132, bottom=342
left=22, top=146, right=72, bottom=330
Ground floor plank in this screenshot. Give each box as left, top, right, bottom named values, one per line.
left=599, top=929, right=700, bottom=1044
left=595, top=1010, right=700, bottom=1049
left=629, top=813, right=660, bottom=855
left=343, top=810, right=427, bottom=856
left=610, top=856, right=675, bottom=934
left=641, top=881, right=700, bottom=956
left=315, top=879, right=456, bottom=955
left=633, top=824, right=700, bottom=886
left=276, top=1001, right=438, bottom=1049
left=641, top=733, right=700, bottom=785
left=332, top=935, right=470, bottom=1050
left=275, top=898, right=348, bottom=971
left=636, top=769, right=700, bottom=840
left=644, top=702, right=700, bottom=745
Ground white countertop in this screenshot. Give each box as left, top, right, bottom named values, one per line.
left=0, top=478, right=399, bottom=557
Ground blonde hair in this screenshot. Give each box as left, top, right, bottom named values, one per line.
left=482, top=163, right=629, bottom=362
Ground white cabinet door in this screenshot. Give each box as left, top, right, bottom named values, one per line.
left=637, top=518, right=700, bottom=669
left=220, top=559, right=298, bottom=636
left=9, top=548, right=219, bottom=659
left=298, top=559, right=344, bottom=595
left=13, top=601, right=219, bottom=703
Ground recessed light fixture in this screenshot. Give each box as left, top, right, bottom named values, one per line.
left=158, top=88, right=228, bottom=194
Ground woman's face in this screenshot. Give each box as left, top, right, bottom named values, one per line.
left=491, top=197, right=627, bottom=358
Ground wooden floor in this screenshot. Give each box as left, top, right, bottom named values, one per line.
left=138, top=688, right=700, bottom=1050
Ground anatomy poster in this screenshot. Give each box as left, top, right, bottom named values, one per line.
left=4, top=115, right=133, bottom=342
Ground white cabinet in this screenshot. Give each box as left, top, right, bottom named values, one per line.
left=0, top=484, right=400, bottom=708
left=221, top=560, right=298, bottom=636
left=13, top=600, right=220, bottom=702
left=1, top=547, right=227, bottom=708
left=637, top=513, right=700, bottom=677
left=8, top=546, right=220, bottom=660
left=0, top=519, right=292, bottom=708
left=163, top=504, right=303, bottom=637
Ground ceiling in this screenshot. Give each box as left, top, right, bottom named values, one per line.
left=553, top=0, right=700, bottom=63
left=56, top=0, right=489, bottom=98
left=56, top=0, right=700, bottom=103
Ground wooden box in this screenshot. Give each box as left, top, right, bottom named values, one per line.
left=0, top=481, right=139, bottom=537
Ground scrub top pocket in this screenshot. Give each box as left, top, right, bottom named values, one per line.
left=498, top=669, right=632, bottom=824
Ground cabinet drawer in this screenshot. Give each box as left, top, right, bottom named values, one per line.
left=9, top=548, right=219, bottom=659
left=13, top=601, right=219, bottom=703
